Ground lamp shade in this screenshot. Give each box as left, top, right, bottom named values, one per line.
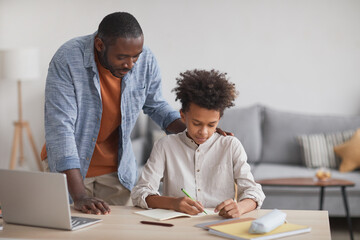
left=0, top=48, right=40, bottom=81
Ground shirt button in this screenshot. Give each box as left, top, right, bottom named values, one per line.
left=197, top=149, right=200, bottom=152
left=197, top=169, right=200, bottom=172
left=92, top=138, right=95, bottom=142
left=86, top=157, right=89, bottom=161
left=198, top=189, right=201, bottom=192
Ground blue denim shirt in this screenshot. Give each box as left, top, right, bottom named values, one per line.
left=45, top=32, right=180, bottom=190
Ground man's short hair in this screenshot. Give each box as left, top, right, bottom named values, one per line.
left=173, top=69, right=238, bottom=116
left=97, top=12, right=143, bottom=46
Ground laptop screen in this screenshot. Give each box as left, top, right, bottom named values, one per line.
left=0, top=169, right=72, bottom=230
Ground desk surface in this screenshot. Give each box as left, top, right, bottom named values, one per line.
left=0, top=206, right=331, bottom=240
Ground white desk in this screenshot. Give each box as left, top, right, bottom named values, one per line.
left=0, top=206, right=331, bottom=239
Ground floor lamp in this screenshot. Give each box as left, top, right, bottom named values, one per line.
left=0, top=49, right=42, bottom=170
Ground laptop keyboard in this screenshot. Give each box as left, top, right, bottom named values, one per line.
left=71, top=216, right=94, bottom=228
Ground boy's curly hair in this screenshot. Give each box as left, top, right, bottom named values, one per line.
left=172, top=69, right=238, bottom=116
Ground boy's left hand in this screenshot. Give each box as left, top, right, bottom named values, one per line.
left=216, top=128, right=234, bottom=136
left=214, top=199, right=242, bottom=218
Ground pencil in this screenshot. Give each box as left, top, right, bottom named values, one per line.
left=181, top=188, right=208, bottom=214
left=140, top=221, right=174, bottom=227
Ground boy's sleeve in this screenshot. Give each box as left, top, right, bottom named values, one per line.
left=131, top=139, right=166, bottom=209
left=232, top=138, right=266, bottom=208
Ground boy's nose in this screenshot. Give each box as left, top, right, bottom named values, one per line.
left=199, top=127, right=208, bottom=135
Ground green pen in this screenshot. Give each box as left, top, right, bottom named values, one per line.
left=181, top=188, right=208, bottom=214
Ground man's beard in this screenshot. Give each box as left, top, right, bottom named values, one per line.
left=98, top=48, right=121, bottom=78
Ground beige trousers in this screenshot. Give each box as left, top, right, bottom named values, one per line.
left=84, top=172, right=132, bottom=206
left=42, top=159, right=132, bottom=206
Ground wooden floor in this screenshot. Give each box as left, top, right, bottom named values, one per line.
left=330, top=217, right=360, bottom=240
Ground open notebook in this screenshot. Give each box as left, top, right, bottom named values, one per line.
left=135, top=208, right=217, bottom=221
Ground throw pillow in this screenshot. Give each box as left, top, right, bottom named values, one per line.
left=297, top=130, right=355, bottom=169
left=334, top=129, right=360, bottom=172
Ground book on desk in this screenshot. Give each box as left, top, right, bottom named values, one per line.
left=197, top=217, right=311, bottom=240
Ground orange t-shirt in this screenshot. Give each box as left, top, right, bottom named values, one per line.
left=41, top=52, right=122, bottom=177
left=86, top=53, right=122, bottom=177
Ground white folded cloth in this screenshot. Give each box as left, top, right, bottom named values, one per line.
left=249, top=209, right=286, bottom=234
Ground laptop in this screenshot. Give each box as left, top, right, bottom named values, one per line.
left=0, top=169, right=102, bottom=230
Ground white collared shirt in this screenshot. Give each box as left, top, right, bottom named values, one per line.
left=131, top=131, right=265, bottom=209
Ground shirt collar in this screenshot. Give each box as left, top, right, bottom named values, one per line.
left=84, top=32, right=98, bottom=70
left=179, top=130, right=219, bottom=151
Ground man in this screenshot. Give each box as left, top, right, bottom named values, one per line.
left=43, top=12, right=228, bottom=215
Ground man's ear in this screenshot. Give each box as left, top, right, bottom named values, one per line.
left=94, top=37, right=105, bottom=52
left=180, top=109, right=186, bottom=123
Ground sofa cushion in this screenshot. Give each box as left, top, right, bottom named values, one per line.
left=261, top=106, right=360, bottom=165
left=219, top=104, right=263, bottom=163
left=334, top=129, right=360, bottom=172
left=297, top=130, right=355, bottom=169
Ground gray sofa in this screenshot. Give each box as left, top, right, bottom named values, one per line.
left=218, top=104, right=360, bottom=217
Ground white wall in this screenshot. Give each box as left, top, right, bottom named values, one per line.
left=0, top=0, right=359, bottom=170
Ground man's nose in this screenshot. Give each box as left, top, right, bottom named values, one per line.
left=124, top=57, right=135, bottom=69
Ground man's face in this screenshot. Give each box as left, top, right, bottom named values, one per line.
left=180, top=103, right=220, bottom=145
left=95, top=35, right=144, bottom=78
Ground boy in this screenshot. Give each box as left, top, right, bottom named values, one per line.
left=131, top=69, right=265, bottom=218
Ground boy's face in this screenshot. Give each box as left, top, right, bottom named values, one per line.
left=180, top=103, right=220, bottom=145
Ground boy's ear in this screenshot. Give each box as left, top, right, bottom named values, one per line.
left=180, top=109, right=186, bottom=123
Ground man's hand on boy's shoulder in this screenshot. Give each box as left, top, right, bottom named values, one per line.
left=216, top=128, right=234, bottom=136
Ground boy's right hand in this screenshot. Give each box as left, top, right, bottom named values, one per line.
left=173, top=197, right=204, bottom=215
